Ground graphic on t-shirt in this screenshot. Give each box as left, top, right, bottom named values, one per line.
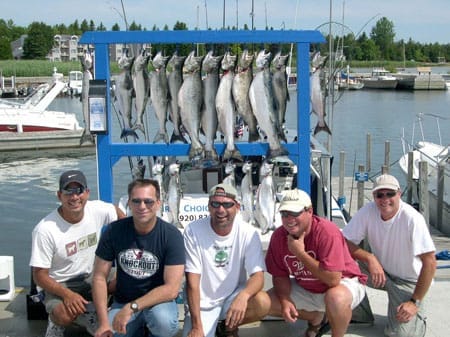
left=284, top=251, right=316, bottom=281
left=119, top=249, right=160, bottom=279
left=66, top=242, right=77, bottom=256
left=213, top=244, right=231, bottom=267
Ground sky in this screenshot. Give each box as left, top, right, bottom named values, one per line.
left=2, top=0, right=450, bottom=44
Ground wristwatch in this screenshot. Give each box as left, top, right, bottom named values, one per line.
left=130, top=301, right=139, bottom=313
left=409, top=298, right=421, bottom=307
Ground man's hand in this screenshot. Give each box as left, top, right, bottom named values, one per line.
left=280, top=299, right=299, bottom=323
left=62, top=290, right=89, bottom=317
left=367, top=255, right=386, bottom=288
left=396, top=300, right=418, bottom=323
left=111, top=307, right=132, bottom=335
left=225, top=292, right=248, bottom=329
left=187, top=326, right=204, bottom=337
left=287, top=232, right=306, bottom=256
left=94, top=324, right=114, bottom=337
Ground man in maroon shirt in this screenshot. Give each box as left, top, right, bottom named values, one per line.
left=266, top=189, right=367, bottom=337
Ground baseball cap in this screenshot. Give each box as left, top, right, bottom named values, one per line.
left=278, top=189, right=312, bottom=212
left=59, top=170, right=88, bottom=190
left=209, top=183, right=239, bottom=201
left=372, top=174, right=400, bottom=193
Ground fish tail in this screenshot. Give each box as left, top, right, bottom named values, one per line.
left=267, top=147, right=289, bottom=159
left=79, top=129, right=95, bottom=146
left=120, top=128, right=139, bottom=140
left=314, top=121, right=332, bottom=135
left=170, top=132, right=188, bottom=144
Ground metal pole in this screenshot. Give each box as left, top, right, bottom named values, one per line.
left=407, top=151, right=414, bottom=204
left=437, top=162, right=445, bottom=231
left=357, top=164, right=365, bottom=210
left=338, top=151, right=346, bottom=209
left=418, top=161, right=429, bottom=227
left=366, top=133, right=371, bottom=172
left=223, top=0, right=226, bottom=29
left=384, top=140, right=390, bottom=173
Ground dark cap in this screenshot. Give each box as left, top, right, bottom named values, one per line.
left=59, top=170, right=87, bottom=190
left=209, top=183, right=239, bottom=202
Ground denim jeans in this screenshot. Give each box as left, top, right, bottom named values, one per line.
left=109, top=300, right=179, bottom=337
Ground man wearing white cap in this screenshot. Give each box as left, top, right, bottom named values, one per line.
left=266, top=188, right=367, bottom=337
left=183, top=183, right=270, bottom=337
left=343, top=174, right=436, bottom=337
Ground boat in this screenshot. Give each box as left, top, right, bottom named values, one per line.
left=68, top=70, right=83, bottom=96
left=0, top=80, right=81, bottom=132
left=336, top=74, right=364, bottom=90
left=0, top=79, right=91, bottom=151
left=361, top=68, right=398, bottom=89
left=399, top=113, right=450, bottom=234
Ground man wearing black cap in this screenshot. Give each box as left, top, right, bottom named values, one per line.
left=182, top=183, right=270, bottom=337
left=343, top=174, right=436, bottom=337
left=29, top=170, right=125, bottom=337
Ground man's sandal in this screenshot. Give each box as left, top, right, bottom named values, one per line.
left=304, top=317, right=330, bottom=337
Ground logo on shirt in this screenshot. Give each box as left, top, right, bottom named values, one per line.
left=213, top=244, right=231, bottom=267
left=119, top=249, right=159, bottom=279
left=284, top=251, right=316, bottom=280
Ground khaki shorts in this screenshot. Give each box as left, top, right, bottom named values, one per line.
left=289, top=277, right=366, bottom=312
left=43, top=277, right=92, bottom=314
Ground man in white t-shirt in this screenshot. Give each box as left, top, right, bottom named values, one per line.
left=29, top=170, right=125, bottom=337
left=182, top=183, right=270, bottom=337
left=343, top=174, right=436, bottom=337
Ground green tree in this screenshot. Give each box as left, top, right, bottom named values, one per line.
left=23, top=22, right=54, bottom=59
left=370, top=17, right=395, bottom=60
left=112, top=23, right=120, bottom=31
left=97, top=22, right=106, bottom=31
left=80, top=19, right=89, bottom=33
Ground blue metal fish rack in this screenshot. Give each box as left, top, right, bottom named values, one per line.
left=79, top=30, right=325, bottom=202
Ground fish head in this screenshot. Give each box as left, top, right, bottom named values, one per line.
left=224, top=161, right=236, bottom=174
left=152, top=51, right=170, bottom=70
left=221, top=52, right=237, bottom=71
left=169, top=162, right=180, bottom=175
left=238, top=49, right=254, bottom=69
left=242, top=161, right=252, bottom=173
left=255, top=50, right=271, bottom=69
left=272, top=52, right=289, bottom=70
left=203, top=51, right=223, bottom=73
left=183, top=51, right=202, bottom=74
left=260, top=160, right=274, bottom=176
left=118, top=49, right=135, bottom=70
left=168, top=52, right=186, bottom=70
left=80, top=50, right=93, bottom=70
left=134, top=49, right=150, bottom=70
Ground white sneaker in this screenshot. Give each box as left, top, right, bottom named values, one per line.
left=74, top=311, right=98, bottom=336
left=44, top=318, right=65, bottom=337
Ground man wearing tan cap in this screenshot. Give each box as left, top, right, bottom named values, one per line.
left=183, top=183, right=270, bottom=337
left=343, top=174, right=436, bottom=337
left=266, top=188, right=367, bottom=337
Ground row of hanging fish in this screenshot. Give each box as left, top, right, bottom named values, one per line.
left=111, top=48, right=335, bottom=164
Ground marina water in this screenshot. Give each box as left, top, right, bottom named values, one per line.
left=1, top=76, right=449, bottom=287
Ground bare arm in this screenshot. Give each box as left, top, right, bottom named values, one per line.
left=111, top=264, right=184, bottom=335
left=114, top=206, right=126, bottom=219
left=92, top=257, right=113, bottom=335
left=346, top=239, right=386, bottom=288
left=185, top=272, right=204, bottom=337
left=33, top=267, right=88, bottom=317
left=272, top=276, right=298, bottom=323
left=396, top=251, right=436, bottom=323
left=226, top=270, right=265, bottom=328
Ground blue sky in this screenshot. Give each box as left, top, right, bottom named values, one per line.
left=2, top=0, right=449, bottom=44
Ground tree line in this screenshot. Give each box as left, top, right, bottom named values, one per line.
left=1, top=16, right=449, bottom=63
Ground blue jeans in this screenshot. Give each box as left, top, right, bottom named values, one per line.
left=109, top=300, right=179, bottom=337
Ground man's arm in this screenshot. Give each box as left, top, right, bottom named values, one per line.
left=33, top=267, right=88, bottom=317
left=92, top=256, right=113, bottom=334
left=114, top=206, right=126, bottom=219
left=111, top=264, right=184, bottom=335
left=411, top=251, right=436, bottom=302
left=226, top=270, right=265, bottom=328
left=346, top=239, right=386, bottom=288
left=272, top=276, right=298, bottom=323
left=185, top=272, right=203, bottom=337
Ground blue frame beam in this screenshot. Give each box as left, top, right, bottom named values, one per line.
left=79, top=30, right=325, bottom=202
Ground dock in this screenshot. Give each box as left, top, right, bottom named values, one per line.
left=1, top=175, right=449, bottom=337
left=0, top=131, right=95, bottom=152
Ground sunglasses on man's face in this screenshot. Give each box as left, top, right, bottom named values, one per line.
left=375, top=191, right=397, bottom=199
left=280, top=210, right=304, bottom=218
left=209, top=201, right=235, bottom=209
left=130, top=198, right=155, bottom=207
left=61, top=187, right=86, bottom=195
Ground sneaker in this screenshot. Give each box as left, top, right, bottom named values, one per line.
left=215, top=320, right=239, bottom=337
left=74, top=311, right=98, bottom=336
left=45, top=317, right=65, bottom=337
